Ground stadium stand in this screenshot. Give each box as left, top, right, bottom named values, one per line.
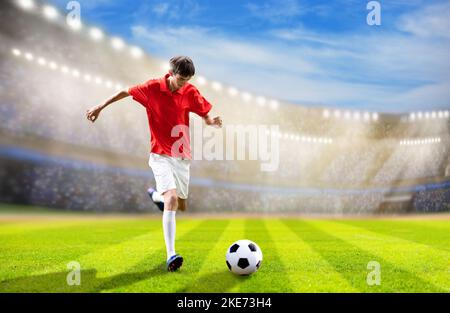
left=0, top=0, right=449, bottom=214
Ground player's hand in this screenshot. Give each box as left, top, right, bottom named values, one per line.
left=206, top=116, right=223, bottom=128
left=86, top=105, right=102, bottom=123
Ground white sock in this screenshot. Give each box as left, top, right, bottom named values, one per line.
left=162, top=210, right=176, bottom=261
left=152, top=190, right=164, bottom=203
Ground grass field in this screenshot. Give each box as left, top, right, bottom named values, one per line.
left=0, top=204, right=449, bottom=293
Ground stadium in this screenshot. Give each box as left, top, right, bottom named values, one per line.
left=0, top=0, right=449, bottom=294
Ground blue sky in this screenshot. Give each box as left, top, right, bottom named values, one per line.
left=49, top=0, right=450, bottom=113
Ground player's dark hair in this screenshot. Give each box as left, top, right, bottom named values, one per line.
left=169, top=56, right=195, bottom=77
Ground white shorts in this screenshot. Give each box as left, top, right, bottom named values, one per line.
left=148, top=153, right=190, bottom=199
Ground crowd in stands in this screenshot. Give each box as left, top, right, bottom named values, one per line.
left=1, top=1, right=449, bottom=214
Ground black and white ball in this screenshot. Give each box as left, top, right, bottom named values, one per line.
left=226, top=239, right=263, bottom=275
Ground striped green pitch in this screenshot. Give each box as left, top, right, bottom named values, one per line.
left=0, top=205, right=448, bottom=293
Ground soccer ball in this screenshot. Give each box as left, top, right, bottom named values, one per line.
left=226, top=239, right=263, bottom=275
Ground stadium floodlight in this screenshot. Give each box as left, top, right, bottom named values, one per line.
left=211, top=81, right=223, bottom=92
left=295, top=135, right=300, bottom=141
left=444, top=111, right=449, bottom=118
left=196, top=76, right=207, bottom=86
left=256, top=96, right=266, bottom=107
left=95, top=77, right=103, bottom=85
left=228, top=87, right=238, bottom=97
left=37, top=57, right=47, bottom=66
left=24, top=52, right=34, bottom=61
left=344, top=111, right=351, bottom=120
left=333, top=110, right=341, bottom=119
left=363, top=112, right=370, bottom=122
left=353, top=111, right=361, bottom=121
left=417, top=111, right=423, bottom=119
left=106, top=81, right=113, bottom=89
left=323, top=109, right=330, bottom=119
left=111, top=37, right=125, bottom=50
left=72, top=69, right=80, bottom=78
left=130, top=46, right=143, bottom=58
left=49, top=61, right=58, bottom=70
left=409, top=113, right=416, bottom=121
left=438, top=138, right=441, bottom=142
left=15, top=0, right=35, bottom=10
left=89, top=27, right=104, bottom=41
left=67, top=19, right=82, bottom=31
left=12, top=48, right=22, bottom=56
left=115, top=83, right=123, bottom=90
left=372, top=112, right=379, bottom=122
left=242, top=92, right=252, bottom=102
left=61, top=65, right=69, bottom=74
left=160, top=62, right=170, bottom=73
left=425, top=112, right=430, bottom=119
left=83, top=74, right=92, bottom=82
left=269, top=100, right=279, bottom=110
left=431, top=111, right=437, bottom=119
left=43, top=5, right=58, bottom=20
left=438, top=111, right=443, bottom=118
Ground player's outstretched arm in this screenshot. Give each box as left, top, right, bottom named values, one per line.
left=203, top=114, right=223, bottom=128
left=86, top=89, right=130, bottom=123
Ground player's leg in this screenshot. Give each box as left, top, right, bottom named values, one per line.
left=148, top=153, right=183, bottom=271
left=147, top=187, right=164, bottom=211
left=163, top=157, right=189, bottom=271
left=162, top=189, right=183, bottom=271
left=171, top=157, right=190, bottom=212
left=147, top=154, right=169, bottom=212
left=177, top=198, right=187, bottom=211
left=162, top=189, right=177, bottom=261
left=163, top=189, right=178, bottom=211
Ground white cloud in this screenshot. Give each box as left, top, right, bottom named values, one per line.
left=152, top=3, right=169, bottom=16
left=130, top=3, right=450, bottom=113
left=397, top=2, right=450, bottom=38
left=245, top=0, right=302, bottom=22
left=131, top=25, right=317, bottom=74
left=385, top=80, right=450, bottom=110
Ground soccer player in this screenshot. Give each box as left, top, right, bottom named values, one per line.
left=86, top=56, right=222, bottom=271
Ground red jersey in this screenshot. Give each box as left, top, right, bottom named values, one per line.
left=128, top=73, right=212, bottom=159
